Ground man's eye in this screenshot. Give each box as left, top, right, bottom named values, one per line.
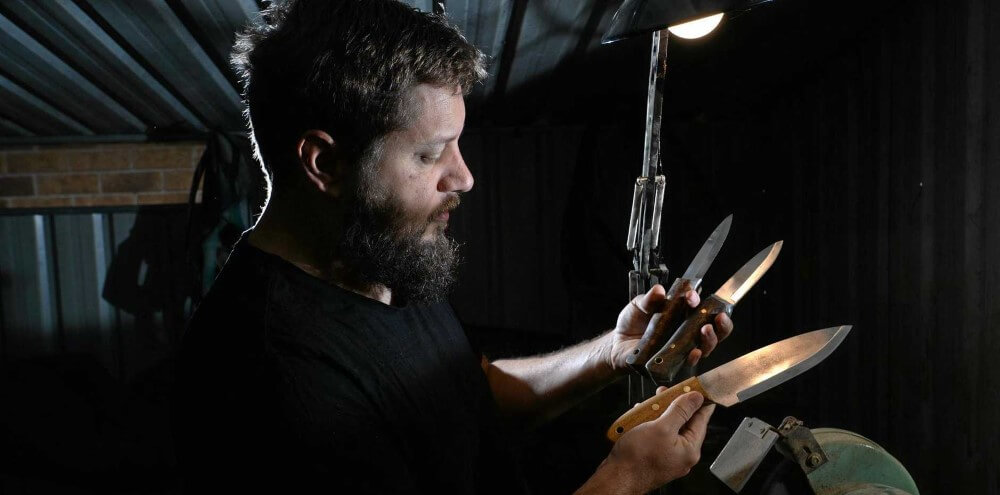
left=420, top=155, right=439, bottom=164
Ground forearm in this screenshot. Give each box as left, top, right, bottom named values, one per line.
left=575, top=459, right=641, bottom=495
left=485, top=329, right=624, bottom=425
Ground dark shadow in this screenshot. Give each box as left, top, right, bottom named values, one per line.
left=0, top=353, right=178, bottom=494
left=103, top=206, right=200, bottom=353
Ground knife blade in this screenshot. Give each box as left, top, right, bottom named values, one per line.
left=645, top=240, right=783, bottom=384
left=608, top=325, right=852, bottom=442
left=626, top=214, right=733, bottom=373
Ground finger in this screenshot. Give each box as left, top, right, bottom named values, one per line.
left=681, top=403, right=717, bottom=451
left=714, top=313, right=734, bottom=341
left=686, top=347, right=702, bottom=367
left=656, top=386, right=668, bottom=394
left=654, top=391, right=705, bottom=432
left=699, top=324, right=719, bottom=358
left=631, top=284, right=668, bottom=316
left=685, top=289, right=701, bottom=308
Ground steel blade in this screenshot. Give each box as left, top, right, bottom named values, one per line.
left=715, top=240, right=782, bottom=304
left=681, top=214, right=733, bottom=281
left=701, top=325, right=851, bottom=406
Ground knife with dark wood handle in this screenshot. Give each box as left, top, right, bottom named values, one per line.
left=626, top=279, right=693, bottom=373
left=626, top=215, right=733, bottom=375
left=644, top=294, right=733, bottom=380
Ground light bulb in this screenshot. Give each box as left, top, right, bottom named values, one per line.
left=667, top=13, right=724, bottom=39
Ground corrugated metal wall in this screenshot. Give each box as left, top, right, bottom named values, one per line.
left=0, top=207, right=192, bottom=382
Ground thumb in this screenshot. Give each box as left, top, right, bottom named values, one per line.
left=631, top=285, right=667, bottom=317
left=654, top=391, right=705, bottom=432
left=619, top=285, right=667, bottom=332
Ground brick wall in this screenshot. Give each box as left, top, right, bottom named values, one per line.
left=0, top=142, right=206, bottom=209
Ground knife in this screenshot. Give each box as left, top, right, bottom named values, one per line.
left=646, top=241, right=783, bottom=384
left=608, top=325, right=852, bottom=442
left=626, top=214, right=733, bottom=374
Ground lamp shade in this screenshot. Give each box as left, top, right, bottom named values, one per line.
left=602, top=0, right=773, bottom=43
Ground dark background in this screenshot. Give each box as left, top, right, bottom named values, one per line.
left=457, top=0, right=1000, bottom=491
left=1, top=0, right=998, bottom=492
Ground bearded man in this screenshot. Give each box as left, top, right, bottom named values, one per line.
left=173, top=1, right=733, bottom=493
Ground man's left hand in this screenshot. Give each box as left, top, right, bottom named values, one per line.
left=606, top=284, right=734, bottom=372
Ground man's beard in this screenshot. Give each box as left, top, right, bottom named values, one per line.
left=338, top=192, right=461, bottom=304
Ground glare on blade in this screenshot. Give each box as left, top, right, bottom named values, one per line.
left=700, top=326, right=851, bottom=406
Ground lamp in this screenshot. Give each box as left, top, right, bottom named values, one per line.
left=602, top=0, right=772, bottom=44
left=667, top=13, right=725, bottom=39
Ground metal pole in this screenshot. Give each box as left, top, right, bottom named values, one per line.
left=627, top=28, right=671, bottom=407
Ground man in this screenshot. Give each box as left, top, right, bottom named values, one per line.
left=173, top=1, right=733, bottom=493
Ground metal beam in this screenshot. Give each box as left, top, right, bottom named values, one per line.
left=166, top=0, right=242, bottom=95
left=0, top=72, right=93, bottom=136
left=0, top=130, right=246, bottom=147
left=491, top=0, right=528, bottom=102
left=54, top=0, right=208, bottom=130
left=146, top=0, right=243, bottom=109
left=0, top=134, right=145, bottom=146
left=72, top=0, right=227, bottom=128
left=0, top=10, right=146, bottom=132
left=0, top=115, right=35, bottom=137
left=0, top=1, right=165, bottom=131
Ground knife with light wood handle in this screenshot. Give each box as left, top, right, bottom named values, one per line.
left=610, top=325, right=851, bottom=442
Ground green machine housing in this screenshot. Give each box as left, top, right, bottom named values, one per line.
left=710, top=417, right=919, bottom=494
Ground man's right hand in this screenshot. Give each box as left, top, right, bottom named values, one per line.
left=576, top=391, right=715, bottom=495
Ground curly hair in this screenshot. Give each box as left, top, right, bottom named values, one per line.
left=232, top=0, right=486, bottom=187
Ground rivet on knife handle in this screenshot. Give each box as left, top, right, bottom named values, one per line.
left=645, top=294, right=733, bottom=383
left=607, top=376, right=709, bottom=442
left=626, top=278, right=694, bottom=373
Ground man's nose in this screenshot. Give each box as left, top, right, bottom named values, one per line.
left=439, top=147, right=474, bottom=193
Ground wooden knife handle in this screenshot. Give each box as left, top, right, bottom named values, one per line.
left=625, top=279, right=694, bottom=373
left=606, top=376, right=711, bottom=442
left=645, top=294, right=733, bottom=384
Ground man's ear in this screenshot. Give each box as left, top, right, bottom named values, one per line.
left=297, top=130, right=347, bottom=198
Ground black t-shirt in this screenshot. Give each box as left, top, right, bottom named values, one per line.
left=173, top=240, right=527, bottom=493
